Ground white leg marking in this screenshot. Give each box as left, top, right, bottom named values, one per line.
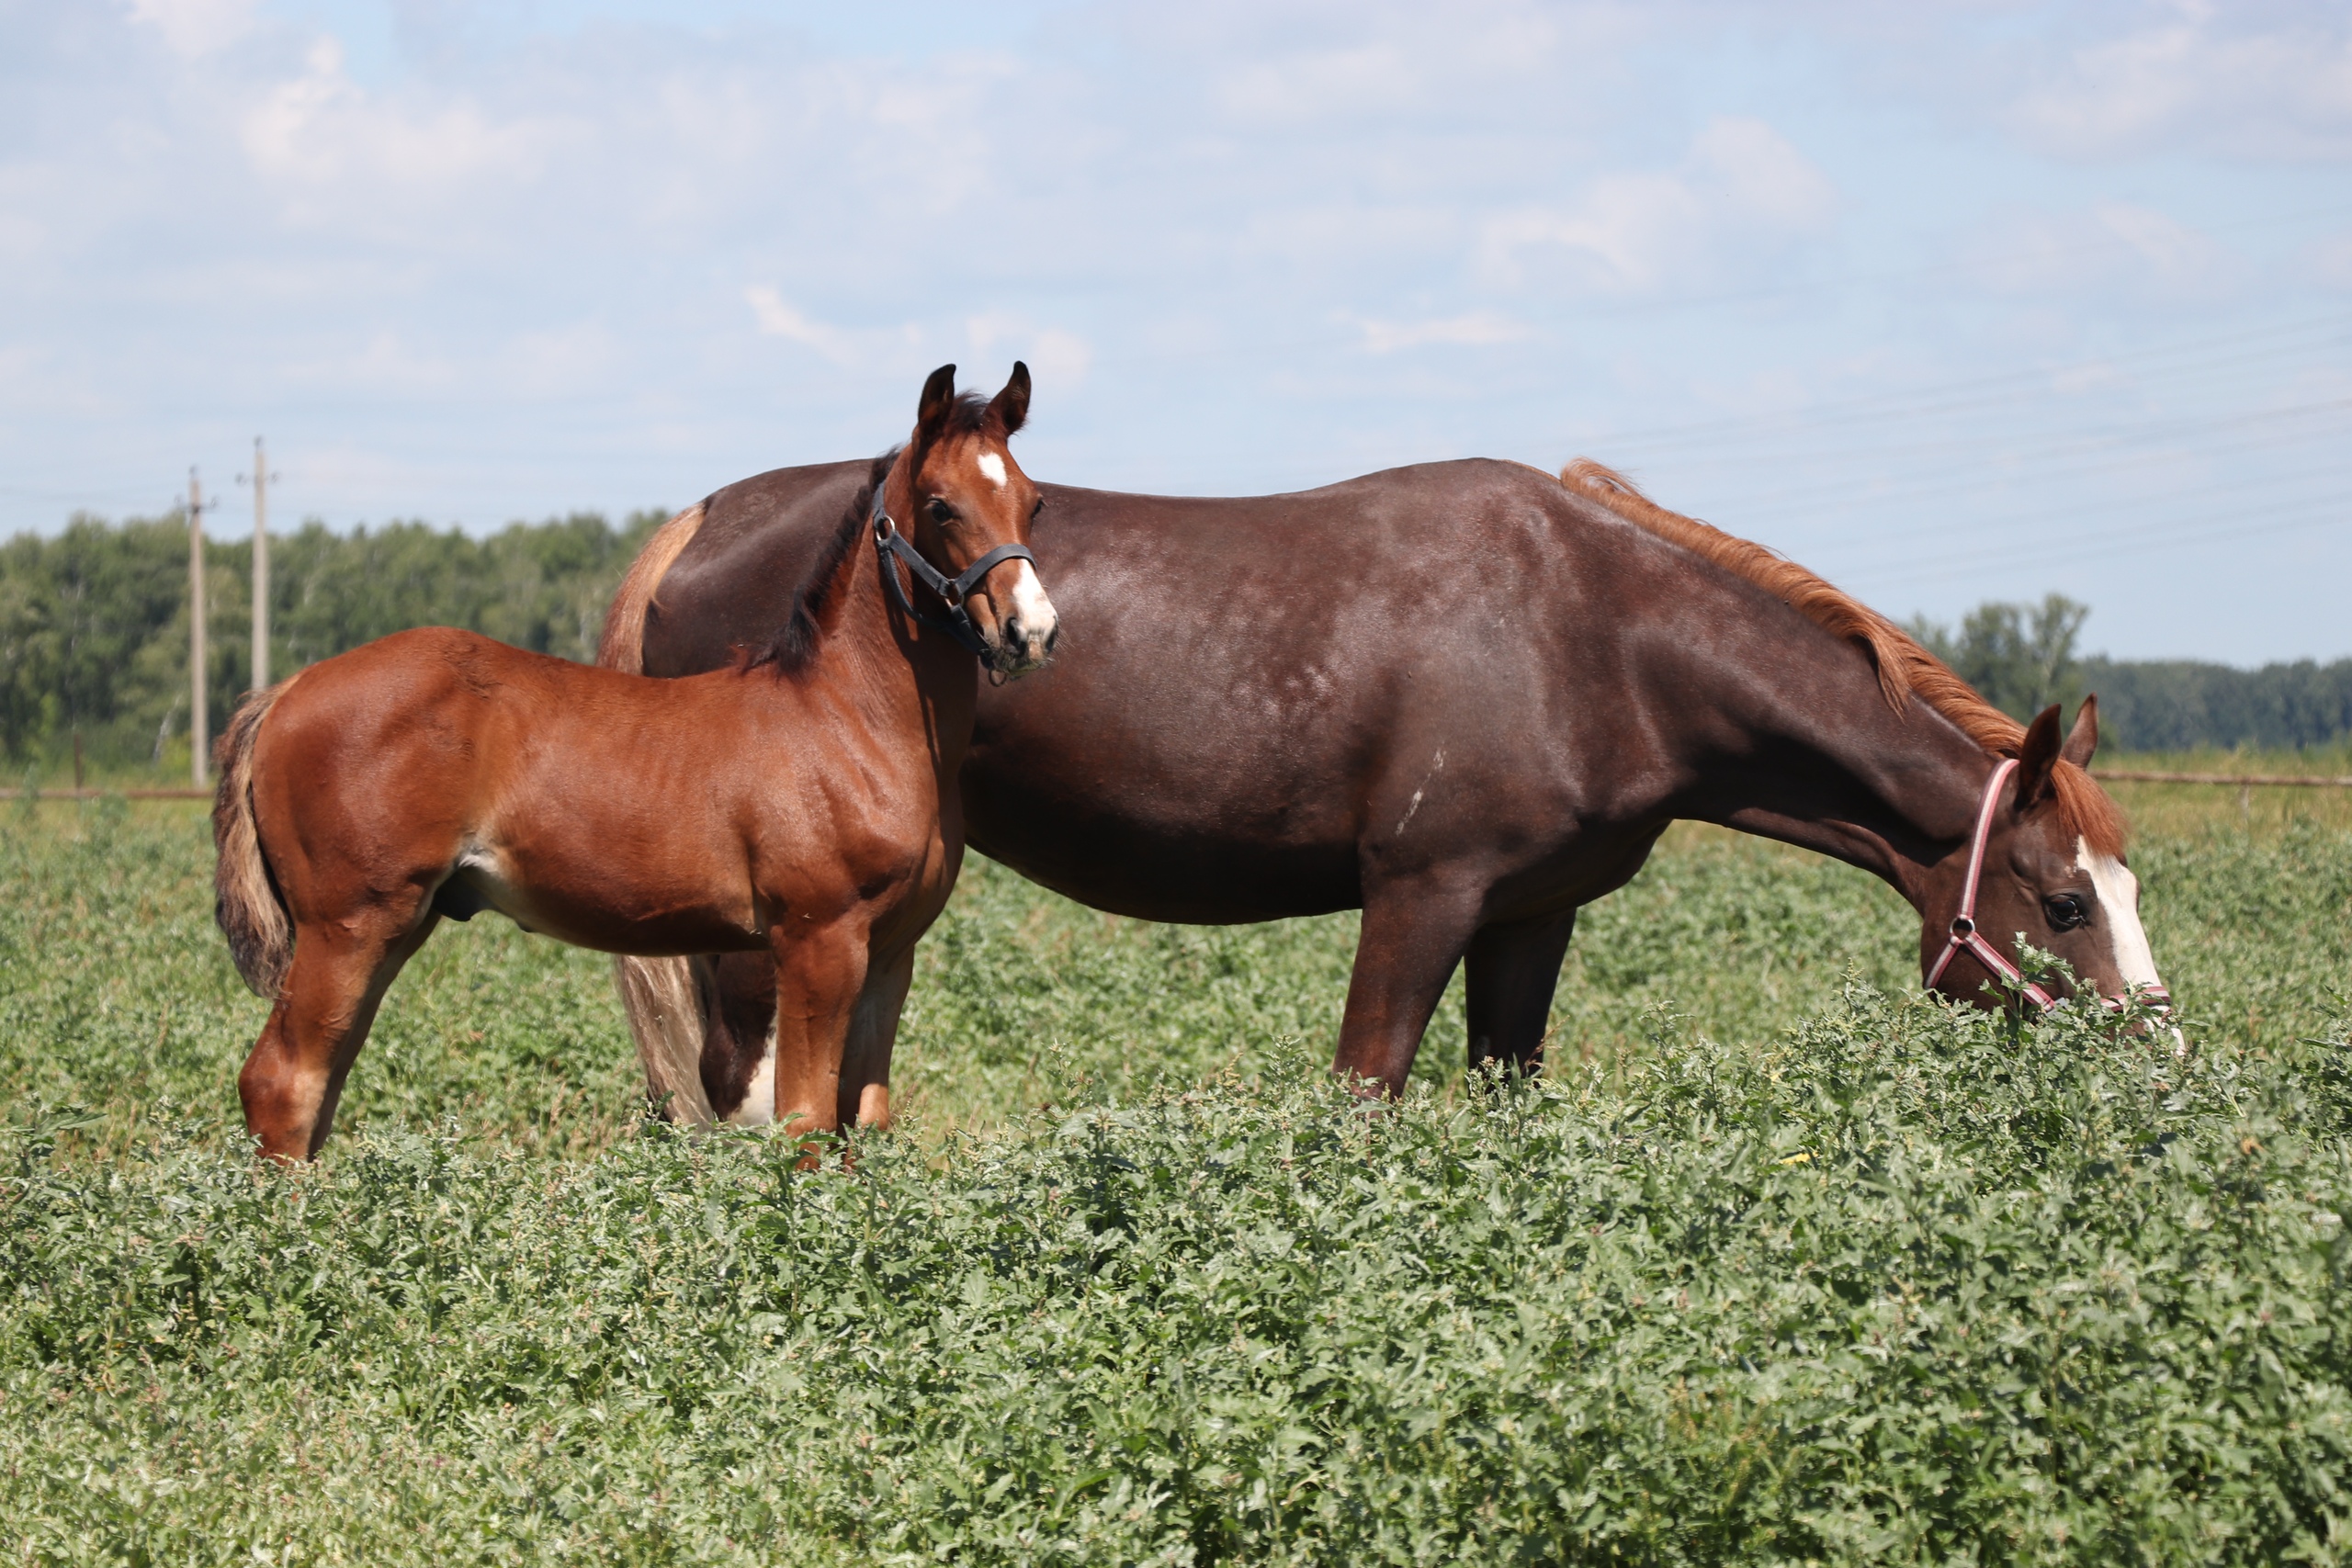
left=975, top=451, right=1007, bottom=488
left=2077, top=839, right=2165, bottom=992
left=727, top=1023, right=778, bottom=1127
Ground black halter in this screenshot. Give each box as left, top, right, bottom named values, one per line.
left=870, top=483, right=1035, bottom=660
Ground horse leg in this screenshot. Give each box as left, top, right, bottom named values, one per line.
left=239, top=910, right=439, bottom=1160
left=1331, top=882, right=1486, bottom=1094
left=1464, top=910, right=1577, bottom=1077
left=768, top=922, right=869, bottom=1159
left=838, top=944, right=914, bottom=1131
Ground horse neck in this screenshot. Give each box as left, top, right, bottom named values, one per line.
left=801, top=502, right=979, bottom=778
left=1668, top=616, right=1996, bottom=912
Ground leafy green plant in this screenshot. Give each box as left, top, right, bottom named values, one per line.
left=2, top=803, right=2348, bottom=1562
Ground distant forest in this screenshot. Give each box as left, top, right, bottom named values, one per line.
left=2, top=515, right=2346, bottom=774
left=1905, top=593, right=2352, bottom=755
left=1, top=509, right=667, bottom=775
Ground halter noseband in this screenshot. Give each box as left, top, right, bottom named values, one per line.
left=870, top=482, right=1036, bottom=660
left=1925, top=756, right=2170, bottom=1016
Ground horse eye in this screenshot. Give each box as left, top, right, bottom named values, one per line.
left=926, top=498, right=954, bottom=525
left=2043, top=894, right=2088, bottom=931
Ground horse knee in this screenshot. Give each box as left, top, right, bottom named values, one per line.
left=238, top=1010, right=328, bottom=1161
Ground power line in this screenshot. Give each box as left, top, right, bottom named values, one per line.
left=1736, top=453, right=2352, bottom=569
left=1623, top=378, right=2352, bottom=482
left=1690, top=403, right=2352, bottom=527
left=1587, top=318, right=2352, bottom=457
left=1851, top=497, right=2346, bottom=590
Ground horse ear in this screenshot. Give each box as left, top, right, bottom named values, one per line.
left=2015, top=703, right=2064, bottom=810
left=914, top=364, right=958, bottom=444
left=2060, top=694, right=2099, bottom=770
left=989, top=361, right=1031, bottom=436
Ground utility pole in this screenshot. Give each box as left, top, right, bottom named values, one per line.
left=241, top=437, right=277, bottom=691
left=188, top=466, right=209, bottom=789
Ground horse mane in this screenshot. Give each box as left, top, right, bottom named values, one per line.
left=1556, top=458, right=2126, bottom=856
left=741, top=453, right=894, bottom=677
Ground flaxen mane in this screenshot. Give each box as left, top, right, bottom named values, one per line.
left=596, top=502, right=707, bottom=676
left=1557, top=458, right=2126, bottom=856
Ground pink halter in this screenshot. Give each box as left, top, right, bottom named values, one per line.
left=1924, top=759, right=2059, bottom=1010
left=1924, top=758, right=2171, bottom=1017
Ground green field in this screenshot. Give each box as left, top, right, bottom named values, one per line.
left=3, top=779, right=2350, bottom=1562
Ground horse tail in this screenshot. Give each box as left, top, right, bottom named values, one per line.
left=595, top=500, right=719, bottom=1124
left=211, top=676, right=300, bottom=999
left=611, top=956, right=717, bottom=1124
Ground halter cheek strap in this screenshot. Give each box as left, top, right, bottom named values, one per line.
left=870, top=484, right=1035, bottom=660
left=1924, top=757, right=2172, bottom=1016
left=1925, top=758, right=2060, bottom=1011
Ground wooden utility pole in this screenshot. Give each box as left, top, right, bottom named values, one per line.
left=245, top=436, right=273, bottom=692
left=188, top=466, right=209, bottom=788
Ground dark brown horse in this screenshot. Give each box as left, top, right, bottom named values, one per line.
left=603, top=455, right=2167, bottom=1124
left=212, top=364, right=1055, bottom=1158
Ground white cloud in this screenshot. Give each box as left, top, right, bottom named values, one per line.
left=2007, top=7, right=2352, bottom=160
left=1478, top=116, right=1836, bottom=293
left=747, top=289, right=928, bottom=373
left=302, top=330, right=456, bottom=395
left=2092, top=202, right=2230, bottom=292
left=746, top=289, right=856, bottom=361
left=1348, top=311, right=1528, bottom=353
left=967, top=314, right=1093, bottom=389
left=6, top=1, right=2348, bottom=661
left=127, top=0, right=256, bottom=57
left=1192, top=0, right=1626, bottom=130
left=1962, top=201, right=2235, bottom=300
left=241, top=39, right=571, bottom=196
left=1687, top=117, right=1838, bottom=230
left=2305, top=230, right=2352, bottom=289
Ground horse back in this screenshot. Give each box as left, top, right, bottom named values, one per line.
left=641, top=460, right=877, bottom=677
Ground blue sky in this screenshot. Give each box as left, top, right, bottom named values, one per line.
left=3, top=0, right=2347, bottom=662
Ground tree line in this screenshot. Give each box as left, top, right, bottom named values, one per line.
left=1907, top=593, right=2352, bottom=754
left=3, top=515, right=2346, bottom=775
left=1, top=509, right=667, bottom=776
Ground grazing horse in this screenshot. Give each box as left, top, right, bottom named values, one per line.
left=603, top=455, right=2166, bottom=1123
left=211, top=364, right=1056, bottom=1158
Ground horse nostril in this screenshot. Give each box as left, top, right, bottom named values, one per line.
left=1043, top=622, right=1060, bottom=655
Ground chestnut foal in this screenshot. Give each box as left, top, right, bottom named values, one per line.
left=212, top=364, right=1056, bottom=1159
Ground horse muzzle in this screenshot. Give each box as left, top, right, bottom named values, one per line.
left=989, top=560, right=1059, bottom=677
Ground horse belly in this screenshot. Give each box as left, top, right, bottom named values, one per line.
left=961, top=744, right=1363, bottom=921
left=447, top=839, right=766, bottom=957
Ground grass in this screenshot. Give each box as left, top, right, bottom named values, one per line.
left=3, top=777, right=2350, bottom=1562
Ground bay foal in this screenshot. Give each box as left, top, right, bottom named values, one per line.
left=212, top=364, right=1055, bottom=1159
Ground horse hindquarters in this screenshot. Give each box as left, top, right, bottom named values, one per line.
left=225, top=655, right=475, bottom=1159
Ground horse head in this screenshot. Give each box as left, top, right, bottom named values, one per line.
left=886, top=361, right=1058, bottom=679
left=1922, top=696, right=2170, bottom=1016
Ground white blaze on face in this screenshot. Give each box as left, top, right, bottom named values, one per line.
left=1004, top=558, right=1056, bottom=651
left=2077, top=838, right=2165, bottom=994
left=975, top=451, right=1007, bottom=489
